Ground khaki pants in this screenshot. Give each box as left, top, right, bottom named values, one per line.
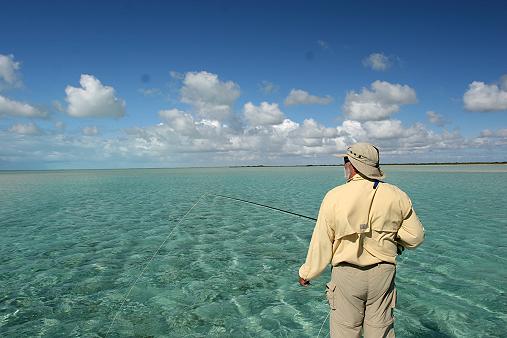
left=326, top=263, right=396, bottom=338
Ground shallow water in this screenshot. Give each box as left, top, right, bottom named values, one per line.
left=0, top=166, right=506, bottom=337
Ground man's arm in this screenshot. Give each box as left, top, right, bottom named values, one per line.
left=298, top=198, right=335, bottom=283
left=397, top=205, right=425, bottom=249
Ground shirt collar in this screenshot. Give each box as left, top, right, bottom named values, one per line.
left=347, top=174, right=375, bottom=183
left=347, top=173, right=362, bottom=182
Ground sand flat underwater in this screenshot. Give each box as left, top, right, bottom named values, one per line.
left=0, top=165, right=506, bottom=337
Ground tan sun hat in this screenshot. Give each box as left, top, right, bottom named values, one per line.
left=335, top=143, right=385, bottom=180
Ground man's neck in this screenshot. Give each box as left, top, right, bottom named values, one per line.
left=347, top=173, right=358, bottom=182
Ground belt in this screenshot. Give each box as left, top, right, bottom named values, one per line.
left=336, top=261, right=395, bottom=270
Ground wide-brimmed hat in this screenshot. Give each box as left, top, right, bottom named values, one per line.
left=335, top=143, right=385, bottom=180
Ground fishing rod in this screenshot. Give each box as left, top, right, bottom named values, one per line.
left=210, top=193, right=404, bottom=254
left=208, top=193, right=317, bottom=222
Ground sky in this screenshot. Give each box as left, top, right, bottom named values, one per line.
left=1, top=0, right=506, bottom=169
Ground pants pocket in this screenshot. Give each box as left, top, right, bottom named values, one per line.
left=326, top=282, right=337, bottom=310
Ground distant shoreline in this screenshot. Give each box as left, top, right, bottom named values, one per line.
left=1, top=161, right=506, bottom=172
left=230, top=162, right=507, bottom=168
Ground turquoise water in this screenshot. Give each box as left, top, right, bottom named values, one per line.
left=0, top=166, right=506, bottom=337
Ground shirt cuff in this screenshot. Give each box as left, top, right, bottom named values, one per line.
left=298, top=264, right=310, bottom=280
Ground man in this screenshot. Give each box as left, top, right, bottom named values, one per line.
left=298, top=143, right=424, bottom=338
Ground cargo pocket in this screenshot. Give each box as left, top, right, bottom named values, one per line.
left=326, top=282, right=337, bottom=310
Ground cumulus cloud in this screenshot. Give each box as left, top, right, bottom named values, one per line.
left=285, top=119, right=341, bottom=149
left=0, top=54, right=22, bottom=90
left=470, top=128, right=507, bottom=149
left=426, top=111, right=447, bottom=126
left=121, top=115, right=347, bottom=161
left=0, top=95, right=47, bottom=118
left=244, top=102, right=285, bottom=126
left=363, top=120, right=405, bottom=139
left=338, top=119, right=464, bottom=156
left=82, top=126, right=99, bottom=136
left=159, top=108, right=197, bottom=136
left=3, top=69, right=505, bottom=168
left=338, top=119, right=406, bottom=140
left=463, top=75, right=507, bottom=112
left=258, top=81, right=279, bottom=94
left=362, top=53, right=391, bottom=71
left=284, top=89, right=333, bottom=106
left=0, top=111, right=491, bottom=168
left=124, top=114, right=460, bottom=162
left=65, top=74, right=126, bottom=118
left=479, top=128, right=507, bottom=138
left=342, top=81, right=417, bottom=121
left=9, top=122, right=41, bottom=135
left=180, top=71, right=240, bottom=121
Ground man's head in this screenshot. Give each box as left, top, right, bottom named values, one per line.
left=336, top=143, right=385, bottom=180
left=343, top=156, right=357, bottom=180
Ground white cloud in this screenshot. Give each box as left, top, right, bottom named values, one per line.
left=55, top=121, right=65, bottom=130
left=337, top=119, right=466, bottom=157
left=470, top=127, right=507, bottom=149
left=479, top=128, right=507, bottom=138
left=0, top=112, right=496, bottom=168
left=0, top=95, right=47, bottom=118
left=9, top=122, right=41, bottom=135
left=158, top=108, right=197, bottom=136
left=243, top=102, right=285, bottom=126
left=258, top=81, right=279, bottom=94
left=3, top=69, right=506, bottom=168
left=82, top=126, right=99, bottom=136
left=363, top=120, right=405, bottom=139
left=284, top=119, right=340, bottom=149
left=463, top=75, right=507, bottom=112
left=65, top=74, right=126, bottom=118
left=0, top=54, right=21, bottom=90
left=291, top=118, right=338, bottom=138
left=284, top=89, right=333, bottom=106
left=180, top=71, right=240, bottom=121
left=339, top=120, right=366, bottom=141
left=342, top=80, right=417, bottom=121
left=363, top=53, right=391, bottom=71
left=426, top=111, right=447, bottom=126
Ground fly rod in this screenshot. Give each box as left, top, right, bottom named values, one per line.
left=210, top=193, right=404, bottom=254
left=209, top=193, right=317, bottom=221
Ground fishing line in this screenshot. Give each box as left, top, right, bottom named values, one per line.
left=209, top=193, right=330, bottom=337
left=317, top=311, right=330, bottom=338
left=106, top=193, right=329, bottom=336
left=105, top=193, right=207, bottom=337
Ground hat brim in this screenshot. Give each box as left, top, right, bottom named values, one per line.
left=348, top=156, right=385, bottom=180
left=335, top=153, right=385, bottom=180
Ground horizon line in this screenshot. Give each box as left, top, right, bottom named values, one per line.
left=1, top=161, right=506, bottom=172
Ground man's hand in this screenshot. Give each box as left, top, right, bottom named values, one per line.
left=298, top=277, right=310, bottom=287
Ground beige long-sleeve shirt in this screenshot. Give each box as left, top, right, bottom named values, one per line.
left=299, top=174, right=425, bottom=281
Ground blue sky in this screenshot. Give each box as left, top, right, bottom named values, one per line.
left=1, top=0, right=506, bottom=169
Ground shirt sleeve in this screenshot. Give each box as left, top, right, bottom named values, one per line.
left=397, top=199, right=425, bottom=249
left=298, top=197, right=335, bottom=281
